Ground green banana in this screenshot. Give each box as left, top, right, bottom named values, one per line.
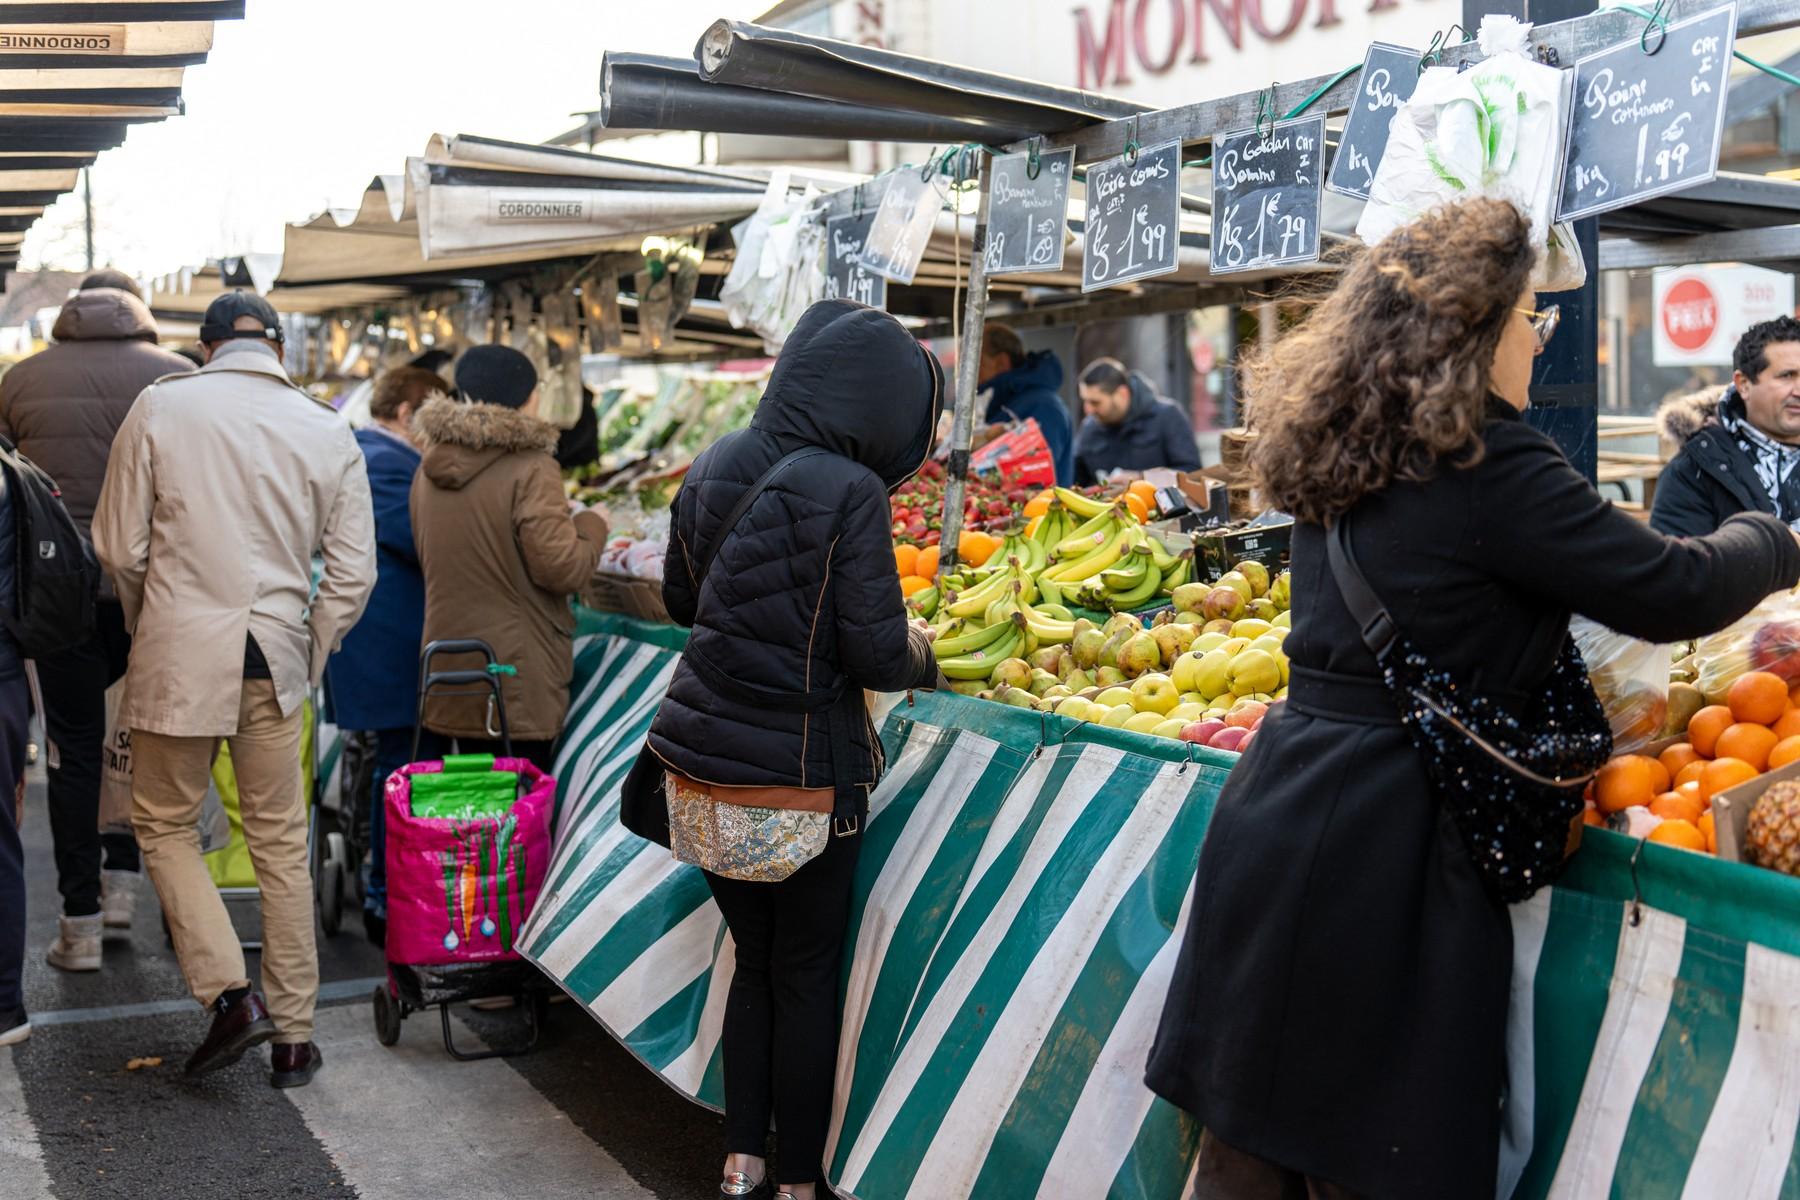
left=938, top=623, right=1026, bottom=679
left=1147, top=540, right=1181, bottom=573
left=944, top=563, right=1023, bottom=618
left=1054, top=486, right=1113, bottom=520
left=1037, top=575, right=1065, bottom=607
left=1035, top=602, right=1074, bottom=622
left=1045, top=525, right=1132, bottom=584
left=1015, top=531, right=1047, bottom=574
left=906, top=585, right=939, bottom=619
left=1020, top=603, right=1077, bottom=644
left=1109, top=560, right=1165, bottom=610
left=1100, top=549, right=1152, bottom=592
left=1052, top=510, right=1121, bottom=560
left=931, top=614, right=1015, bottom=658
left=1159, top=557, right=1193, bottom=593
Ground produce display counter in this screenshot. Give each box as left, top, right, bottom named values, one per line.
left=530, top=614, right=1800, bottom=1199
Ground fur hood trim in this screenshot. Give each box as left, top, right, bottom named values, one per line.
left=1658, top=388, right=1723, bottom=448
left=413, top=396, right=558, bottom=455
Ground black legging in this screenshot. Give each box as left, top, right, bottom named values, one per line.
left=704, top=829, right=861, bottom=1185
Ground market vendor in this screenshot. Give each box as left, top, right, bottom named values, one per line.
left=975, top=322, right=1074, bottom=486
left=1072, top=357, right=1201, bottom=485
left=1652, top=315, right=1800, bottom=537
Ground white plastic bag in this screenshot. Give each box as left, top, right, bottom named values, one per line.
left=719, top=172, right=825, bottom=353
left=1572, top=617, right=1670, bottom=753
left=1357, top=15, right=1581, bottom=290
left=1692, top=589, right=1800, bottom=705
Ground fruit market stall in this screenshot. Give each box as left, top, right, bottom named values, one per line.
left=524, top=614, right=1800, bottom=1200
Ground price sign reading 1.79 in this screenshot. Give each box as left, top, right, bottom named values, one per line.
left=1210, top=115, right=1325, bottom=276
left=1081, top=139, right=1182, bottom=293
left=1556, top=3, right=1737, bottom=222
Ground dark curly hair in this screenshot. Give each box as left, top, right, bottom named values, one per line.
left=1244, top=198, right=1536, bottom=526
left=1735, top=315, right=1800, bottom=382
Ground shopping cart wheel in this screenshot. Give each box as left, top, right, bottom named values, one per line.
left=373, top=984, right=402, bottom=1046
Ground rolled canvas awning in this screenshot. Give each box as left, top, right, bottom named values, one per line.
left=0, top=2, right=239, bottom=285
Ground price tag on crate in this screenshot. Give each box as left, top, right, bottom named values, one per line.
left=1081, top=138, right=1181, bottom=292
left=1210, top=115, right=1326, bottom=275
left=860, top=168, right=943, bottom=285
left=985, top=146, right=1074, bottom=275
left=824, top=209, right=887, bottom=309
left=1556, top=3, right=1737, bottom=222
left=1325, top=43, right=1422, bottom=201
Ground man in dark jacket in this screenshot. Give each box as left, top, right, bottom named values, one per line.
left=1072, top=358, right=1201, bottom=485
left=0, top=270, right=192, bottom=971
left=1652, top=315, right=1800, bottom=538
left=977, top=323, right=1074, bottom=486
left=325, top=365, right=447, bottom=947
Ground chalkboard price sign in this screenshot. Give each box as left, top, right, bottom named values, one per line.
left=984, top=146, right=1074, bottom=275
left=860, top=168, right=944, bottom=286
left=1325, top=43, right=1422, bottom=201
left=1557, top=3, right=1738, bottom=222
left=824, top=210, right=887, bottom=309
left=1210, top=115, right=1326, bottom=275
left=1081, top=139, right=1181, bottom=293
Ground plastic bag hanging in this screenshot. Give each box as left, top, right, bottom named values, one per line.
left=582, top=273, right=624, bottom=353
left=1356, top=15, right=1582, bottom=291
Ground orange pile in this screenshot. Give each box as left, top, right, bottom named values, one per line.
left=896, top=531, right=1001, bottom=593
left=1588, top=671, right=1799, bottom=856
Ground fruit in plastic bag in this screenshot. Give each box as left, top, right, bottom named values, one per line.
left=1693, top=591, right=1800, bottom=705
left=1572, top=618, right=1669, bottom=754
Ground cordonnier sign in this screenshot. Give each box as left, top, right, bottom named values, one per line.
left=1064, top=0, right=1446, bottom=103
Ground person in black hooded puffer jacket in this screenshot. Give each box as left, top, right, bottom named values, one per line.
left=648, top=299, right=943, bottom=1200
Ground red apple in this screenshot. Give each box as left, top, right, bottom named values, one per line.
left=1238, top=729, right=1258, bottom=753
left=1181, top=719, right=1226, bottom=745
left=1209, top=726, right=1250, bottom=753
left=1224, top=701, right=1269, bottom=730
left=1751, top=620, right=1800, bottom=681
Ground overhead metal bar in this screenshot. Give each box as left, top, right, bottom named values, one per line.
left=1016, top=0, right=1800, bottom=163
left=696, top=19, right=1146, bottom=136
left=0, top=3, right=244, bottom=19
left=1599, top=223, right=1800, bottom=269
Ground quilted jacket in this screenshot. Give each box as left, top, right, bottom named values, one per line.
left=647, top=300, right=943, bottom=813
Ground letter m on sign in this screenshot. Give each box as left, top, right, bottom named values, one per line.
left=1075, top=0, right=1132, bottom=90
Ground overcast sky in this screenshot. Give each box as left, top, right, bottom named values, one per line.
left=21, top=1, right=766, bottom=276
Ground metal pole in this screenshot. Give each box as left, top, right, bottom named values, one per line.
left=82, top=168, right=94, bottom=270
left=935, top=152, right=992, bottom=583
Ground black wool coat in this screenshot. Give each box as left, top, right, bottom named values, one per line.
left=1146, top=401, right=1800, bottom=1200
left=647, top=300, right=943, bottom=808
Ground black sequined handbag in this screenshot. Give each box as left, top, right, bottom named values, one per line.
left=1326, top=517, right=1612, bottom=904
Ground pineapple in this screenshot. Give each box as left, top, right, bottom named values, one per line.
left=1746, top=781, right=1800, bottom=877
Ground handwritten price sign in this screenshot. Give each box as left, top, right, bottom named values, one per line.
left=1325, top=43, right=1422, bottom=201
left=1210, top=115, right=1326, bottom=275
left=1081, top=139, right=1182, bottom=293
left=824, top=210, right=887, bottom=310
left=985, top=146, right=1074, bottom=276
left=1557, top=3, right=1737, bottom=222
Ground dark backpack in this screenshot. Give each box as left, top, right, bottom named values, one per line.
left=0, top=436, right=98, bottom=659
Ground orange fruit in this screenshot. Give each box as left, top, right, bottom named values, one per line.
left=1595, top=756, right=1658, bottom=814
left=894, top=543, right=920, bottom=578
left=1698, top=809, right=1717, bottom=852
left=1715, top=723, right=1780, bottom=772
left=1026, top=514, right=1043, bottom=539
left=915, top=545, right=940, bottom=580
left=959, top=530, right=999, bottom=566
left=1773, top=710, right=1800, bottom=741
left=1023, top=491, right=1053, bottom=519
left=1649, top=819, right=1708, bottom=852
left=1122, top=492, right=1149, bottom=523
left=1675, top=779, right=1706, bottom=809
left=1699, top=757, right=1759, bottom=801
left=1674, top=760, right=1709, bottom=790
left=1582, top=803, right=1605, bottom=827
left=1790, top=679, right=1800, bottom=708
left=1771, top=736, right=1800, bottom=772
left=1649, top=792, right=1704, bottom=825
left=899, top=574, right=932, bottom=597
left=1659, top=743, right=1701, bottom=780
left=1728, top=671, right=1789, bottom=726
left=1127, top=479, right=1159, bottom=505
left=1638, top=755, right=1672, bottom=794
left=1688, top=705, right=1735, bottom=758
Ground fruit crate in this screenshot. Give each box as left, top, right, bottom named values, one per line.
left=581, top=571, right=671, bottom=624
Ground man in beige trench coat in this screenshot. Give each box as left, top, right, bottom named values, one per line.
left=93, top=292, right=374, bottom=1087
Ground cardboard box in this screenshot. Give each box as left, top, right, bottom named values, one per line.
left=1710, top=761, right=1798, bottom=865
left=1193, top=518, right=1294, bottom=581
left=581, top=571, right=671, bottom=623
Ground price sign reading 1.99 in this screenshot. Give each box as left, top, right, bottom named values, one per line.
left=1210, top=115, right=1325, bottom=275
left=1081, top=139, right=1181, bottom=293
left=1557, top=3, right=1737, bottom=222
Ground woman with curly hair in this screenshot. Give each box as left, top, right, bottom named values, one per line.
left=1145, top=199, right=1800, bottom=1200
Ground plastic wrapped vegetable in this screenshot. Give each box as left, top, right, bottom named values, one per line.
left=1572, top=617, right=1670, bottom=753
left=1693, top=590, right=1800, bottom=705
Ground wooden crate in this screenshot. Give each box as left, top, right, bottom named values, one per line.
left=581, top=571, right=671, bottom=624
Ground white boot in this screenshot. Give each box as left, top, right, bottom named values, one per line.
left=46, top=913, right=104, bottom=972
left=101, top=870, right=138, bottom=931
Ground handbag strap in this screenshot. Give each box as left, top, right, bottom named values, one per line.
left=694, top=446, right=828, bottom=585
left=1327, top=514, right=1570, bottom=691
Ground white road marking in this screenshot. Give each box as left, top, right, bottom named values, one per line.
left=0, top=1047, right=54, bottom=1200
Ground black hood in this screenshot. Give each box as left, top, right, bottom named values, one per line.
left=750, top=299, right=944, bottom=490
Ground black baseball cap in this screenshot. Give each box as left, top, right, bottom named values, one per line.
left=199, top=289, right=283, bottom=345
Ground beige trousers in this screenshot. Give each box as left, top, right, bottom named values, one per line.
left=131, top=680, right=316, bottom=1043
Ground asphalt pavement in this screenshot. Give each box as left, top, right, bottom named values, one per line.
left=3, top=763, right=727, bottom=1199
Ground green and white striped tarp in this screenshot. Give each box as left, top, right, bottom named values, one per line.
left=523, top=620, right=1800, bottom=1200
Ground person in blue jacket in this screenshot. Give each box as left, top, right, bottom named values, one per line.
left=977, top=323, right=1075, bottom=487
left=1073, top=358, right=1201, bottom=485
left=326, top=366, right=449, bottom=947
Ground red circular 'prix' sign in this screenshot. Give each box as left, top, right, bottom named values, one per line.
left=1662, top=277, right=1719, bottom=353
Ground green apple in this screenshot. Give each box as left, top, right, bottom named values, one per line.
left=1230, top=618, right=1273, bottom=640
left=1168, top=702, right=1205, bottom=723
left=1271, top=610, right=1292, bottom=629
left=1191, top=632, right=1230, bottom=654
left=1152, top=718, right=1188, bottom=739
left=1226, top=649, right=1282, bottom=697
left=1130, top=673, right=1179, bottom=715
left=1101, top=704, right=1136, bottom=728
left=1095, top=686, right=1136, bottom=709
left=1123, top=711, right=1166, bottom=735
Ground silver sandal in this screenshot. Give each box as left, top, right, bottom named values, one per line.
left=720, top=1172, right=769, bottom=1198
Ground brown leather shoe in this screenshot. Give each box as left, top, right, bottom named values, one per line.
left=270, top=1041, right=323, bottom=1089
left=183, top=991, right=276, bottom=1077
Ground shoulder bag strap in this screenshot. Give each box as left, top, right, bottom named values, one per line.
left=1325, top=516, right=1399, bottom=660
left=693, top=446, right=828, bottom=583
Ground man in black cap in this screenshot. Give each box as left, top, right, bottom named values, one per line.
left=94, top=290, right=375, bottom=1088
left=0, top=270, right=192, bottom=975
